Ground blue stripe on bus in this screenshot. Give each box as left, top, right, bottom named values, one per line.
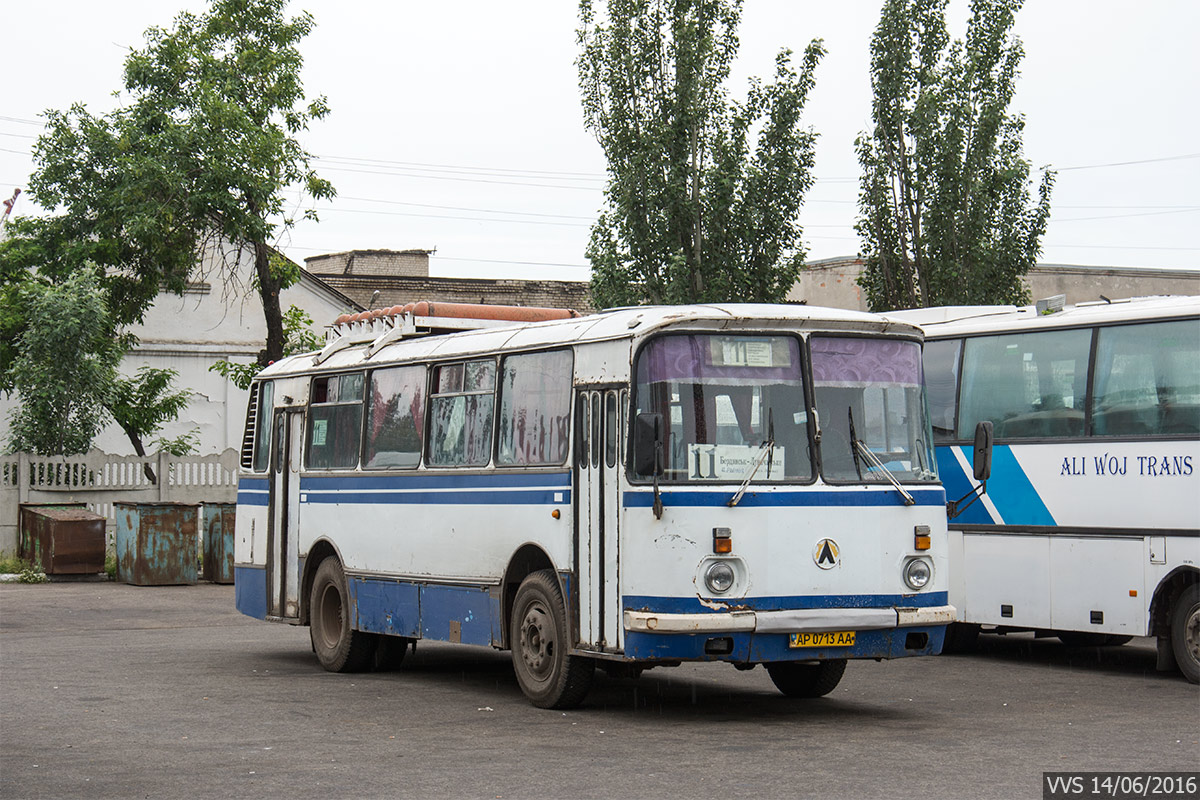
left=936, top=444, right=1055, bottom=526
left=299, top=471, right=571, bottom=491
left=302, top=489, right=569, bottom=506
left=624, top=591, right=949, bottom=614
left=622, top=488, right=946, bottom=509
left=935, top=446, right=995, bottom=525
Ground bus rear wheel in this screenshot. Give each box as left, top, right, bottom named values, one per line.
left=309, top=556, right=376, bottom=673
left=510, top=569, right=594, bottom=709
left=766, top=659, right=847, bottom=698
left=1170, top=584, right=1199, bottom=684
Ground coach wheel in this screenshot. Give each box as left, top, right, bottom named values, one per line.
left=510, top=569, right=594, bottom=708
left=309, top=556, right=376, bottom=673
left=371, top=635, right=412, bottom=672
left=1170, top=584, right=1199, bottom=684
left=766, top=659, right=847, bottom=698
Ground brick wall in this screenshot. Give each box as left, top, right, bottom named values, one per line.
left=305, top=249, right=432, bottom=278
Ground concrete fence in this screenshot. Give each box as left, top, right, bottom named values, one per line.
left=0, top=449, right=239, bottom=553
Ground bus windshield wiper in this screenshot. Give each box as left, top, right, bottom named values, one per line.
left=728, top=416, right=775, bottom=508
left=848, top=407, right=915, bottom=506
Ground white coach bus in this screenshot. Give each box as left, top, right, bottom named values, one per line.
left=894, top=296, right=1199, bottom=682
left=234, top=302, right=956, bottom=707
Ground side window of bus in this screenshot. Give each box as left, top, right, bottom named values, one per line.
left=251, top=380, right=274, bottom=472
left=1093, top=320, right=1200, bottom=436
left=958, top=329, right=1091, bottom=439
left=923, top=339, right=960, bottom=442
left=427, top=359, right=496, bottom=467
left=306, top=373, right=365, bottom=469
left=364, top=365, right=426, bottom=468
left=497, top=350, right=573, bottom=466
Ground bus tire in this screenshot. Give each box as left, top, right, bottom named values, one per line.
left=510, top=569, right=594, bottom=709
left=309, top=556, right=376, bottom=673
left=371, top=635, right=412, bottom=672
left=766, top=659, right=847, bottom=698
left=1170, top=584, right=1199, bottom=684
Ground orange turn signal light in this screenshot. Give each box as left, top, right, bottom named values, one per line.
left=713, top=527, right=732, bottom=554
left=914, top=525, right=931, bottom=551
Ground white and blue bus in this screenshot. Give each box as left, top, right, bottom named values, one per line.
left=234, top=302, right=955, bottom=707
left=895, top=296, right=1199, bottom=682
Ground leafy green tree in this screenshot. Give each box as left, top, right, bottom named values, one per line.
left=0, top=0, right=333, bottom=368
left=109, top=366, right=196, bottom=481
left=855, top=0, right=1053, bottom=311
left=578, top=0, right=824, bottom=307
left=5, top=271, right=121, bottom=456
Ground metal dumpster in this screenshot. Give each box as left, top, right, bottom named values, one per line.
left=18, top=504, right=106, bottom=575
left=114, top=502, right=198, bottom=586
left=200, top=503, right=235, bottom=584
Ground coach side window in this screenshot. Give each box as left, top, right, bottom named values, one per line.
left=1093, top=320, right=1200, bottom=436
left=958, top=329, right=1090, bottom=440
left=428, top=359, right=496, bottom=467
left=306, top=373, right=365, bottom=470
left=497, top=350, right=573, bottom=466
left=364, top=365, right=426, bottom=468
left=923, top=339, right=960, bottom=442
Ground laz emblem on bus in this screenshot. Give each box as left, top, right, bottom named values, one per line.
left=813, top=538, right=840, bottom=570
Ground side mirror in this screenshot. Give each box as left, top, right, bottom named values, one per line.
left=972, top=421, right=994, bottom=482
left=634, top=413, right=663, bottom=476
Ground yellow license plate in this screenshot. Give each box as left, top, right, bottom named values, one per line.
left=789, top=631, right=855, bottom=648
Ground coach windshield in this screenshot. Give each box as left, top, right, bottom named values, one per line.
left=633, top=334, right=812, bottom=482
left=811, top=337, right=937, bottom=484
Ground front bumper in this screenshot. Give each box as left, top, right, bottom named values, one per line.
left=623, top=604, right=956, bottom=634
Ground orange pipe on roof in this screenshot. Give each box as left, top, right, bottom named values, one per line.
left=409, top=301, right=581, bottom=323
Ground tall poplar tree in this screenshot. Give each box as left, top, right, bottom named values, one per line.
left=855, top=0, right=1053, bottom=311
left=579, top=0, right=824, bottom=308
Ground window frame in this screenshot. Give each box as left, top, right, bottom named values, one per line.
left=305, top=371, right=366, bottom=471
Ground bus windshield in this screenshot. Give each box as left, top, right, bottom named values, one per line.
left=811, top=337, right=937, bottom=483
left=634, top=334, right=811, bottom=482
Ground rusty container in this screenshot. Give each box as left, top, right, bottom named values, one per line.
left=18, top=504, right=106, bottom=574
left=114, top=502, right=198, bottom=586
left=200, top=503, right=236, bottom=584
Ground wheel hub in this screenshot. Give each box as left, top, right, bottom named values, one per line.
left=519, top=604, right=554, bottom=677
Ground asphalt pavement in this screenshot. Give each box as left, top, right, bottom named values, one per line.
left=1, top=582, right=1196, bottom=800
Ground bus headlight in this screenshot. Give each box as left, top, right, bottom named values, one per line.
left=903, top=558, right=933, bottom=591
left=705, top=561, right=736, bottom=594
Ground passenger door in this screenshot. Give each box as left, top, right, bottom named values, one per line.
left=576, top=388, right=624, bottom=650
left=266, top=408, right=303, bottom=620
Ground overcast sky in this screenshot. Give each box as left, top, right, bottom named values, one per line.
left=3, top=1, right=1197, bottom=283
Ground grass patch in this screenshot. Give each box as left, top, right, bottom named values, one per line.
left=0, top=552, right=34, bottom=574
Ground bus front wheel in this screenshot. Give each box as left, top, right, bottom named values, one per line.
left=766, top=659, right=847, bottom=698
left=309, top=556, right=376, bottom=673
left=1170, top=584, right=1199, bottom=684
left=510, top=570, right=594, bottom=709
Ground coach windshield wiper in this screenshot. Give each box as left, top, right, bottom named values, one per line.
left=729, top=411, right=775, bottom=508
left=848, top=407, right=914, bottom=506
